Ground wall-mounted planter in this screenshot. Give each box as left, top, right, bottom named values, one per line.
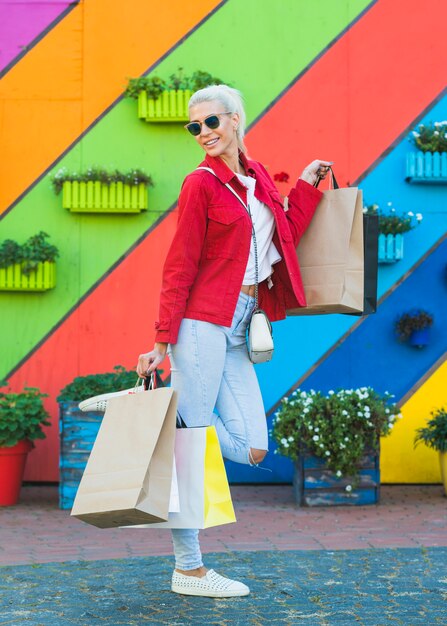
left=409, top=328, right=430, bottom=348
left=406, top=151, right=447, bottom=184
left=62, top=181, right=148, bottom=213
left=293, top=447, right=380, bottom=507
left=59, top=401, right=103, bottom=509
left=378, top=233, right=404, bottom=264
left=0, top=261, right=56, bottom=292
left=138, top=89, right=191, bottom=122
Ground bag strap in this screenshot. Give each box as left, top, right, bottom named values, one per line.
left=196, top=166, right=260, bottom=309
left=314, top=166, right=339, bottom=189
left=143, top=371, right=187, bottom=428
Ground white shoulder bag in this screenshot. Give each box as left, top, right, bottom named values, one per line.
left=197, top=167, right=274, bottom=364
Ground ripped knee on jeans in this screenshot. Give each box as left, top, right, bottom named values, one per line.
left=249, top=448, right=267, bottom=466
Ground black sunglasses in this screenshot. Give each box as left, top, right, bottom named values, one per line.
left=184, top=112, right=232, bottom=136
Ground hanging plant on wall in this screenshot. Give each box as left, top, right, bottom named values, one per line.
left=406, top=121, right=447, bottom=183
left=363, top=202, right=423, bottom=263
left=0, top=232, right=58, bottom=292
left=125, top=68, right=228, bottom=122
left=395, top=309, right=434, bottom=348
left=50, top=167, right=153, bottom=214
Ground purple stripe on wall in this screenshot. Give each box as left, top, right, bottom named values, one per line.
left=0, top=0, right=74, bottom=72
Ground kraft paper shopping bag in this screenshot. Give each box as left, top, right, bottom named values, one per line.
left=71, top=387, right=178, bottom=529
left=288, top=170, right=371, bottom=315
left=127, top=426, right=236, bottom=530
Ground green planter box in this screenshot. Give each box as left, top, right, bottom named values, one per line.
left=378, top=233, right=404, bottom=264
left=62, top=181, right=148, bottom=213
left=0, top=261, right=56, bottom=292
left=406, top=150, right=447, bottom=183
left=293, top=447, right=380, bottom=507
left=137, top=89, right=191, bottom=122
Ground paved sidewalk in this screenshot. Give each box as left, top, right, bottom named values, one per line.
left=1, top=485, right=446, bottom=625
left=0, top=485, right=446, bottom=566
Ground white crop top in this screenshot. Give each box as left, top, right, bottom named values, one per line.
left=236, top=173, right=282, bottom=285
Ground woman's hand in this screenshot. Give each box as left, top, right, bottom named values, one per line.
left=136, top=343, right=168, bottom=377
left=299, top=160, right=334, bottom=186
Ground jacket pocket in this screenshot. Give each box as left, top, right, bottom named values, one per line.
left=206, top=206, right=246, bottom=259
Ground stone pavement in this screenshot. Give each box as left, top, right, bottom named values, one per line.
left=0, top=485, right=446, bottom=625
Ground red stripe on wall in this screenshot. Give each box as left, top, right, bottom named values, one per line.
left=10, top=0, right=447, bottom=481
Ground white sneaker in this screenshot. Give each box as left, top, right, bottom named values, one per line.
left=171, top=569, right=250, bottom=598
left=78, top=384, right=145, bottom=413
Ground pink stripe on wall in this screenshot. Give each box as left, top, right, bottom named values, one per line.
left=0, top=0, right=74, bottom=72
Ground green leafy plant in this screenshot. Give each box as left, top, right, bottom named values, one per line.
left=272, top=387, right=401, bottom=484
left=414, top=408, right=447, bottom=453
left=125, top=68, right=227, bottom=100
left=0, top=383, right=51, bottom=448
left=395, top=309, right=433, bottom=341
left=409, top=121, right=447, bottom=153
left=0, top=232, right=59, bottom=275
left=50, top=167, right=154, bottom=195
left=363, top=202, right=423, bottom=235
left=57, top=365, right=139, bottom=402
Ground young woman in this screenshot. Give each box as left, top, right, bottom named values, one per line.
left=136, top=85, right=330, bottom=598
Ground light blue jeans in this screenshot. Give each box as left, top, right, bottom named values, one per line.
left=168, top=291, right=269, bottom=570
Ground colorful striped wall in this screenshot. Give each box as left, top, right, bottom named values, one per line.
left=1, top=0, right=446, bottom=484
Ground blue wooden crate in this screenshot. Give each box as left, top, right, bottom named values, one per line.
left=59, top=401, right=103, bottom=509
left=293, top=447, right=380, bottom=507
left=406, top=151, right=447, bottom=184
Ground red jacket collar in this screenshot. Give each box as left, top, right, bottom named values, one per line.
left=202, top=150, right=255, bottom=184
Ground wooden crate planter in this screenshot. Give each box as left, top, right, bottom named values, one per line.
left=137, top=89, right=191, bottom=122
left=0, top=261, right=56, bottom=292
left=59, top=401, right=103, bottom=509
left=406, top=151, right=447, bottom=184
left=62, top=181, right=148, bottom=213
left=378, top=233, right=404, bottom=264
left=293, top=447, right=380, bottom=507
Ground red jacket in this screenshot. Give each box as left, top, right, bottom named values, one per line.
left=155, top=151, right=323, bottom=344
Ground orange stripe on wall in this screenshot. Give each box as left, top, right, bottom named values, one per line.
left=0, top=0, right=223, bottom=213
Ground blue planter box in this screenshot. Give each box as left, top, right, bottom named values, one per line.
left=378, top=233, right=404, bottom=264
left=59, top=401, right=103, bottom=509
left=293, top=447, right=380, bottom=507
left=406, top=151, right=447, bottom=184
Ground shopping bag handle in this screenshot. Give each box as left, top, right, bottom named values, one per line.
left=314, top=166, right=339, bottom=190
left=143, top=370, right=188, bottom=429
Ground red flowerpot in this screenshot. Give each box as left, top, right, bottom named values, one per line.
left=0, top=440, right=33, bottom=506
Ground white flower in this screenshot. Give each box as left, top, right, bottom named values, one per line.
left=412, top=131, right=420, bottom=137
left=314, top=427, right=320, bottom=432
left=357, top=411, right=363, bottom=417
left=340, top=443, right=346, bottom=449
left=300, top=391, right=307, bottom=398
left=308, top=424, right=313, bottom=430
left=336, top=470, right=342, bottom=477
left=325, top=450, right=331, bottom=456
left=385, top=408, right=390, bottom=414
left=288, top=436, right=294, bottom=442
left=434, top=130, right=439, bottom=136
left=303, top=408, right=309, bottom=414
left=281, top=438, right=287, bottom=445
left=328, top=390, right=334, bottom=395
left=319, top=443, right=324, bottom=448
left=408, top=211, right=414, bottom=217
left=387, top=201, right=393, bottom=206
left=282, top=397, right=289, bottom=403
left=345, top=485, right=352, bottom=492
left=344, top=437, right=349, bottom=442
left=388, top=423, right=394, bottom=429
left=398, top=413, right=403, bottom=419
left=313, top=435, right=320, bottom=441
left=416, top=213, right=423, bottom=221
left=342, top=410, right=348, bottom=416
left=363, top=207, right=368, bottom=213
left=283, top=442, right=289, bottom=448
left=367, top=421, right=373, bottom=427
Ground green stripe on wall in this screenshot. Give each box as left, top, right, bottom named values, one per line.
left=0, top=0, right=372, bottom=378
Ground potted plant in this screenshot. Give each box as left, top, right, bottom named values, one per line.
left=272, top=387, right=401, bottom=506
left=395, top=309, right=434, bottom=348
left=414, top=408, right=447, bottom=495
left=363, top=202, right=422, bottom=263
left=0, top=383, right=51, bottom=506
left=406, top=121, right=447, bottom=183
left=0, top=232, right=58, bottom=292
left=125, top=68, right=227, bottom=122
left=57, top=365, right=139, bottom=509
left=50, top=167, right=153, bottom=214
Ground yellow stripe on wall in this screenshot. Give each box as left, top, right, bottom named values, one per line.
left=381, top=356, right=447, bottom=483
